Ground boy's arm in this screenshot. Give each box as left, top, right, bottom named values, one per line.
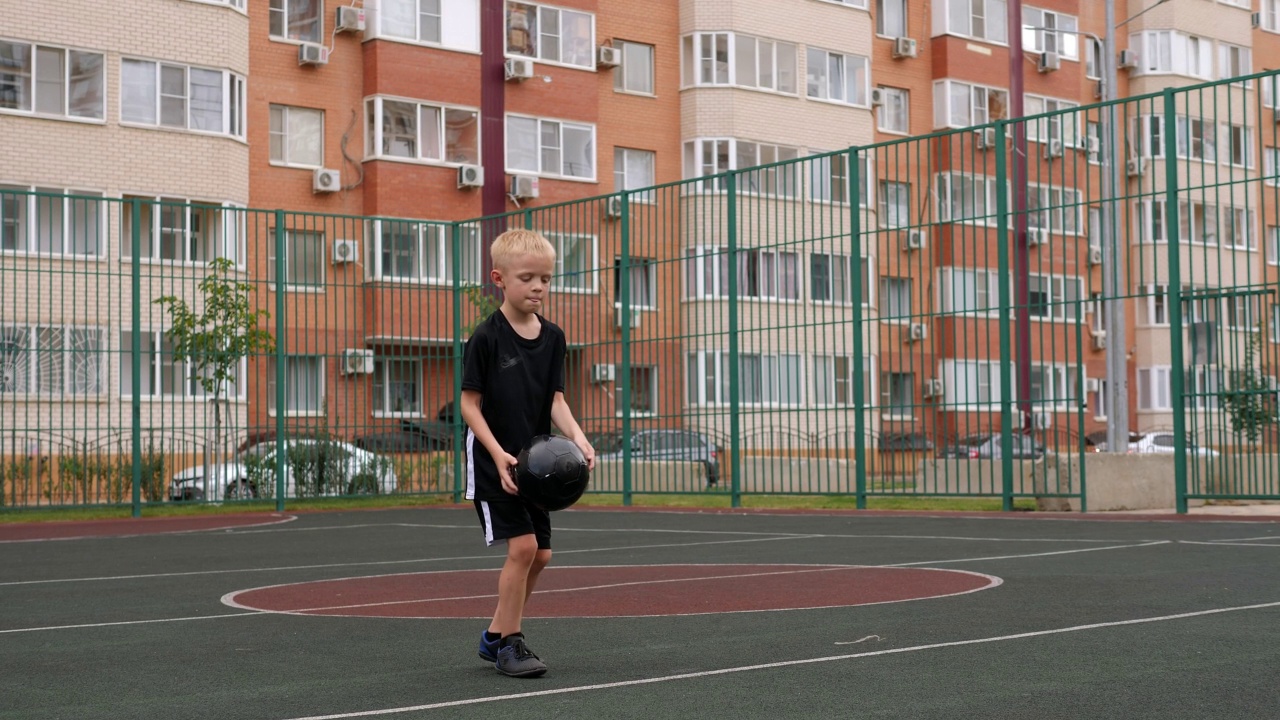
left=551, top=391, right=595, bottom=470
left=460, top=389, right=520, bottom=495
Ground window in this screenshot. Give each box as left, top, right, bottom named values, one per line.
left=614, top=148, right=656, bottom=202
left=377, top=0, right=480, bottom=51
left=1266, top=149, right=1280, bottom=186
left=121, top=196, right=243, bottom=264
left=0, top=41, right=104, bottom=120
left=1219, top=43, right=1251, bottom=83
left=120, top=59, right=245, bottom=137
left=935, top=173, right=1003, bottom=225
left=506, top=1, right=595, bottom=69
left=806, top=47, right=869, bottom=106
left=1024, top=95, right=1079, bottom=147
left=814, top=355, right=873, bottom=407
left=940, top=359, right=1002, bottom=407
left=1174, top=117, right=1215, bottom=161
left=1, top=325, right=104, bottom=396
left=268, top=355, right=324, bottom=415
left=373, top=357, right=421, bottom=416
left=933, top=79, right=1009, bottom=128
left=506, top=114, right=595, bottom=179
left=614, top=40, right=654, bottom=94
left=0, top=186, right=104, bottom=257
left=1224, top=293, right=1257, bottom=330
left=366, top=97, right=480, bottom=165
left=1027, top=274, right=1083, bottom=321
left=809, top=253, right=871, bottom=305
left=1026, top=184, right=1082, bottom=234
left=1091, top=377, right=1107, bottom=419
left=615, top=256, right=656, bottom=309
left=820, top=0, right=868, bottom=6
left=938, top=267, right=994, bottom=314
left=1269, top=226, right=1280, bottom=265
left=623, top=365, right=657, bottom=415
left=686, top=246, right=800, bottom=301
left=1273, top=305, right=1280, bottom=342
left=680, top=33, right=797, bottom=93
left=684, top=138, right=800, bottom=196
left=1085, top=37, right=1101, bottom=80
left=1222, top=206, right=1255, bottom=250
left=270, top=0, right=323, bottom=43
left=1022, top=7, right=1078, bottom=59
left=939, top=0, right=1008, bottom=44
left=1129, top=31, right=1212, bottom=78
left=373, top=220, right=482, bottom=283
left=877, top=87, right=909, bottom=133
left=685, top=351, right=801, bottom=406
left=880, top=371, right=914, bottom=417
left=877, top=0, right=907, bottom=36
left=269, top=105, right=323, bottom=167
left=1265, top=0, right=1280, bottom=32
left=119, top=329, right=243, bottom=399
left=1145, top=284, right=1170, bottom=325
left=1028, top=363, right=1079, bottom=409
left=1224, top=124, right=1253, bottom=168
left=1136, top=367, right=1172, bottom=410
left=1085, top=122, right=1101, bottom=164
left=1179, top=201, right=1225, bottom=246
left=1130, top=116, right=1165, bottom=158
left=809, top=150, right=873, bottom=205
left=1138, top=366, right=1223, bottom=411
left=268, top=229, right=325, bottom=289
left=546, top=232, right=595, bottom=292
left=879, top=181, right=910, bottom=228
left=880, top=276, right=911, bottom=322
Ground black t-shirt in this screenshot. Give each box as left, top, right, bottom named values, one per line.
left=462, top=310, right=566, bottom=501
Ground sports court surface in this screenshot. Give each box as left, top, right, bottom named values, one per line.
left=3, top=506, right=1279, bottom=719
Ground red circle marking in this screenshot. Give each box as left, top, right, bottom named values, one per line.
left=225, top=564, right=1000, bottom=618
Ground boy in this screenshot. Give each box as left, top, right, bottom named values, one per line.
left=460, top=228, right=596, bottom=678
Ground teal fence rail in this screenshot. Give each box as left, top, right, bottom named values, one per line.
left=3, top=71, right=1279, bottom=513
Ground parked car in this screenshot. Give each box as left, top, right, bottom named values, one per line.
left=595, top=429, right=722, bottom=485
left=170, top=438, right=397, bottom=501
left=353, top=402, right=458, bottom=453
left=937, top=434, right=1045, bottom=460
left=1127, top=432, right=1220, bottom=457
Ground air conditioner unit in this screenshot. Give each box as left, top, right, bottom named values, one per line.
left=1088, top=245, right=1104, bottom=266
left=312, top=168, right=340, bottom=193
left=1085, top=377, right=1101, bottom=393
left=597, top=45, right=622, bottom=68
left=298, top=43, right=330, bottom=66
left=336, top=6, right=366, bottom=32
left=457, top=164, right=484, bottom=189
left=1044, top=139, right=1064, bottom=159
left=1126, top=157, right=1147, bottom=177
left=340, top=349, right=374, bottom=376
left=1086, top=136, right=1100, bottom=155
left=1117, top=49, right=1138, bottom=70
left=870, top=87, right=886, bottom=106
left=905, top=229, right=926, bottom=251
left=1038, top=52, right=1060, bottom=73
left=505, top=57, right=535, bottom=81
left=975, top=127, right=997, bottom=150
left=1252, top=11, right=1262, bottom=28
left=615, top=307, right=641, bottom=329
left=892, top=37, right=918, bottom=59
left=604, top=196, right=624, bottom=219
left=1092, top=332, right=1107, bottom=350
left=590, top=363, right=617, bottom=384
left=510, top=174, right=540, bottom=199
left=906, top=323, right=928, bottom=342
left=1027, top=228, right=1049, bottom=247
left=332, top=239, right=358, bottom=264
left=1032, top=412, right=1053, bottom=430
left=923, top=378, right=944, bottom=398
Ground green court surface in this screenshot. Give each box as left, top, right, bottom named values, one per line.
left=2, top=507, right=1279, bottom=719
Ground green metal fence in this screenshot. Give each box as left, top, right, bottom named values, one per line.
left=3, top=71, right=1279, bottom=514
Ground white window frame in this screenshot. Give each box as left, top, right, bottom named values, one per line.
left=808, top=150, right=873, bottom=205
left=1085, top=37, right=1101, bottom=80
left=0, top=40, right=105, bottom=121
left=876, top=0, right=907, bottom=37
left=813, top=354, right=874, bottom=408
left=615, top=255, right=657, bottom=310
left=809, top=252, right=872, bottom=306
left=1026, top=273, right=1084, bottom=322
left=806, top=47, right=870, bottom=106
left=937, top=266, right=995, bottom=315
left=365, top=96, right=481, bottom=167
left=119, top=328, right=245, bottom=401
left=1223, top=123, right=1254, bottom=169
left=613, top=147, right=656, bottom=202
left=880, top=370, right=915, bottom=419
left=940, top=359, right=1003, bottom=409
left=373, top=0, right=480, bottom=52
left=371, top=219, right=482, bottom=285
left=933, top=79, right=1009, bottom=129
left=1268, top=226, right=1280, bottom=265
left=269, top=104, right=324, bottom=168
left=613, top=40, right=655, bottom=95
left=685, top=350, right=802, bottom=407
left=936, top=0, right=1008, bottom=45
left=120, top=58, right=245, bottom=138
left=121, top=195, right=245, bottom=266
left=1133, top=199, right=1169, bottom=244
left=1021, top=7, right=1079, bottom=60
left=0, top=186, right=106, bottom=258
left=1, top=324, right=106, bottom=398
left=879, top=180, right=910, bottom=229
left=680, top=32, right=798, bottom=94
left=683, top=138, right=801, bottom=197
left=1027, top=362, right=1080, bottom=410
left=935, top=172, right=1004, bottom=225
left=1265, top=148, right=1280, bottom=186
left=876, top=87, right=910, bottom=134
left=505, top=113, right=597, bottom=180
left=1265, top=0, right=1280, bottom=33
left=618, top=364, right=659, bottom=417
left=268, top=354, right=326, bottom=417
left=269, top=0, right=324, bottom=43
left=1129, top=31, right=1213, bottom=79
left=268, top=228, right=326, bottom=291
left=372, top=356, right=423, bottom=417
left=1136, top=366, right=1172, bottom=411
left=546, top=231, right=597, bottom=293
left=1026, top=183, right=1083, bottom=235
left=1131, top=115, right=1165, bottom=159
left=1023, top=95, right=1079, bottom=147
left=879, top=275, right=912, bottom=323
left=1218, top=43, right=1252, bottom=85
left=505, top=1, right=596, bottom=70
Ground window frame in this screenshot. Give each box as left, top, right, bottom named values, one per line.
left=1, top=324, right=106, bottom=398
left=505, top=1, right=596, bottom=70
left=613, top=147, right=656, bottom=202
left=364, top=95, right=482, bottom=167
left=370, top=219, right=483, bottom=285
left=0, top=186, right=107, bottom=259
left=120, top=195, right=245, bottom=266
left=269, top=104, right=325, bottom=169
left=613, top=40, right=655, bottom=95
left=805, top=46, right=870, bottom=107
left=268, top=228, right=327, bottom=291
left=618, top=364, right=659, bottom=417
left=119, top=58, right=245, bottom=138
left=0, top=40, right=106, bottom=121
left=679, top=32, right=798, bottom=94
left=505, top=113, right=597, bottom=181
left=372, top=356, right=423, bottom=417
left=876, top=86, right=910, bottom=134
left=269, top=0, right=324, bottom=44
left=267, top=354, right=326, bottom=417
left=1021, top=7, right=1079, bottom=60
left=933, top=79, right=1009, bottom=129
left=119, top=328, right=245, bottom=401
left=614, top=255, right=657, bottom=310
left=876, top=0, right=907, bottom=37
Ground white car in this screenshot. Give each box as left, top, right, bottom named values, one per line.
left=1127, top=432, right=1220, bottom=457
left=170, top=439, right=398, bottom=501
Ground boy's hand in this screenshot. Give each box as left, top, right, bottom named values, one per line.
left=574, top=434, right=596, bottom=471
left=496, top=451, right=520, bottom=495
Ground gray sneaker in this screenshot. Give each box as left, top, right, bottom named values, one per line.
left=494, top=636, right=547, bottom=678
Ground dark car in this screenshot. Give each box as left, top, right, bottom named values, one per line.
left=596, top=429, right=722, bottom=485
left=937, top=433, right=1044, bottom=460
left=353, top=402, right=459, bottom=453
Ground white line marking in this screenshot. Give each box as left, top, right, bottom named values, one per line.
left=885, top=540, right=1170, bottom=566
left=835, top=635, right=882, bottom=645
left=275, top=599, right=1280, bottom=720
left=0, top=612, right=267, bottom=634
left=1180, top=540, right=1280, bottom=548
left=1202, top=535, right=1280, bottom=543
left=0, top=514, right=297, bottom=544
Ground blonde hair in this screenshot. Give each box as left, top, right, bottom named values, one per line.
left=491, top=228, right=556, bottom=270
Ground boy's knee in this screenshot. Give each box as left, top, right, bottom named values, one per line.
left=533, top=548, right=552, bottom=569
left=506, top=534, right=539, bottom=563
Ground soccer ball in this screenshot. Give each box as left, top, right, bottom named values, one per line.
left=514, top=435, right=589, bottom=511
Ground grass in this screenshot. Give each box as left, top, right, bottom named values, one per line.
left=0, top=491, right=1038, bottom=523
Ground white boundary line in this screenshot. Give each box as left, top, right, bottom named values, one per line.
left=1180, top=540, right=1280, bottom=548
left=0, top=514, right=297, bottom=544
left=275, top=599, right=1280, bottom=720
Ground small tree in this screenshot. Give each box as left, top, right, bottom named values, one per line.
left=154, top=257, right=275, bottom=472
left=1221, top=324, right=1279, bottom=446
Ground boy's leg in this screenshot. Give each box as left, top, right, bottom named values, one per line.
left=489, top=533, right=539, bottom=637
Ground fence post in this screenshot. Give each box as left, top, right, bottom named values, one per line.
left=994, top=121, right=1016, bottom=511
left=1161, top=88, right=1189, bottom=514
left=726, top=171, right=741, bottom=508
left=274, top=210, right=287, bottom=512
left=452, top=222, right=465, bottom=504
left=130, top=198, right=142, bottom=517
left=848, top=148, right=868, bottom=508
left=618, top=192, right=633, bottom=506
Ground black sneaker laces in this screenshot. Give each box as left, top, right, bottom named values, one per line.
left=509, top=637, right=540, bottom=660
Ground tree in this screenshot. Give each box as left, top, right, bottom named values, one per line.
left=1220, top=324, right=1278, bottom=446
left=154, top=258, right=275, bottom=478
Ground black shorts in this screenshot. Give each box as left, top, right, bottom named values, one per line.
left=473, top=495, right=551, bottom=549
